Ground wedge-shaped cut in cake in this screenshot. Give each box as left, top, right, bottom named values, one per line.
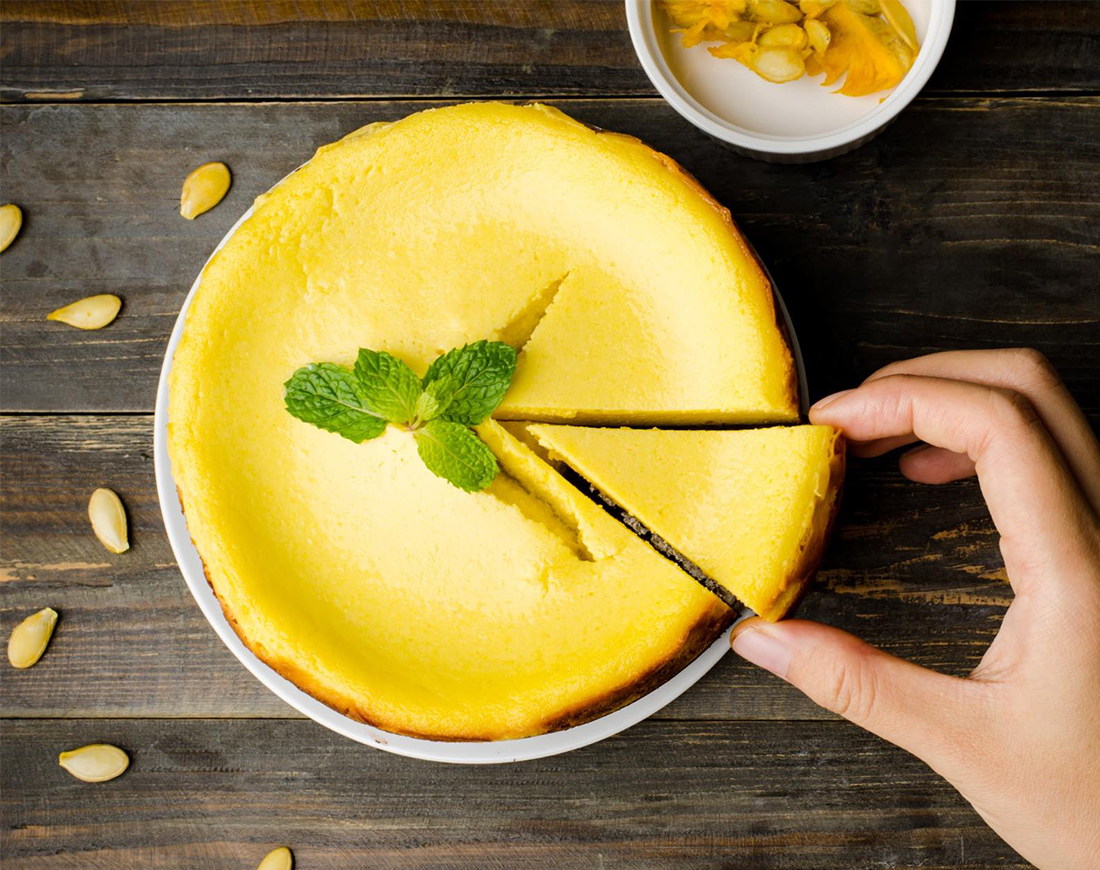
left=527, top=425, right=845, bottom=621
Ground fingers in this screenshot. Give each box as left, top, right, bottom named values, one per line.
left=899, top=444, right=976, bottom=484
left=865, top=349, right=1100, bottom=513
left=732, top=618, right=980, bottom=776
left=810, top=373, right=1100, bottom=589
left=848, top=433, right=919, bottom=458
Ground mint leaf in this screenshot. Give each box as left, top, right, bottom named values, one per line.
left=353, top=348, right=422, bottom=425
left=421, top=340, right=517, bottom=425
left=415, top=419, right=499, bottom=491
left=284, top=363, right=388, bottom=443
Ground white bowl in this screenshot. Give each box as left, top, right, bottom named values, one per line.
left=153, top=169, right=803, bottom=763
left=626, top=0, right=955, bottom=162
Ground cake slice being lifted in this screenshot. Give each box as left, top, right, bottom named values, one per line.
left=525, top=424, right=845, bottom=621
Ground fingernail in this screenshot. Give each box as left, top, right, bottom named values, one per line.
left=810, top=389, right=854, bottom=411
left=731, top=628, right=791, bottom=678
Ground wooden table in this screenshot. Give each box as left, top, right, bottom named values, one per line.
left=2, top=3, right=1097, bottom=868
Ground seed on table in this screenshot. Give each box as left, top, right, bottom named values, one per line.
left=0, top=203, right=22, bottom=252
left=58, top=744, right=130, bottom=782
left=88, top=488, right=130, bottom=554
left=180, top=161, right=231, bottom=219
left=258, top=846, right=294, bottom=870
left=7, top=607, right=59, bottom=669
left=47, top=294, right=122, bottom=330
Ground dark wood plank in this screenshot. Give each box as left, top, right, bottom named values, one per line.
left=0, top=717, right=1029, bottom=869
left=0, top=0, right=642, bottom=102
left=1, top=1, right=1098, bottom=102
left=2, top=415, right=1012, bottom=719
left=2, top=98, right=1098, bottom=416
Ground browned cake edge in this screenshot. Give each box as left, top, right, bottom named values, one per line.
left=757, top=433, right=847, bottom=622
left=642, top=143, right=801, bottom=418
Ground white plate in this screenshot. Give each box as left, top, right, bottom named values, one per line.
left=627, top=0, right=955, bottom=162
left=154, top=165, right=802, bottom=764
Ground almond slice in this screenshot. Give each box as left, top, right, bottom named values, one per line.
left=180, top=161, right=231, bottom=220
left=843, top=0, right=881, bottom=13
left=58, top=744, right=130, bottom=782
left=880, top=0, right=919, bottom=52
left=805, top=18, right=831, bottom=54
left=0, top=203, right=22, bottom=253
left=749, top=0, right=803, bottom=25
left=753, top=47, right=807, bottom=83
left=88, top=488, right=129, bottom=554
left=258, top=847, right=294, bottom=870
left=7, top=607, right=59, bottom=669
left=799, top=0, right=836, bottom=17
left=47, top=294, right=122, bottom=330
left=758, top=23, right=808, bottom=50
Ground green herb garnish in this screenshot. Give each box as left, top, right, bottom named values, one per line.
left=284, top=341, right=517, bottom=492
left=414, top=419, right=500, bottom=492
left=420, top=340, right=518, bottom=425
left=282, top=362, right=388, bottom=443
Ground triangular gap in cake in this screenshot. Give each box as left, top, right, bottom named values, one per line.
left=491, top=422, right=745, bottom=609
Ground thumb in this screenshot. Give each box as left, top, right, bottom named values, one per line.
left=731, top=618, right=978, bottom=771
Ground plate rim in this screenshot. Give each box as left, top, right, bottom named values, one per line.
left=153, top=156, right=802, bottom=764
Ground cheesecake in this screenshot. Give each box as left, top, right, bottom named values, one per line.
left=168, top=102, right=832, bottom=740
left=526, top=425, right=845, bottom=621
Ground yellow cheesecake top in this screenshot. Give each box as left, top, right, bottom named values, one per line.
left=169, top=102, right=814, bottom=739
left=172, top=102, right=796, bottom=428
left=527, top=425, right=844, bottom=621
left=170, top=399, right=728, bottom=736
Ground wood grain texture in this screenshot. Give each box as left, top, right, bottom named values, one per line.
left=2, top=414, right=1011, bottom=719
left=0, top=717, right=1028, bottom=869
left=2, top=98, right=1098, bottom=415
left=1, top=1, right=1098, bottom=102
left=0, top=9, right=1094, bottom=867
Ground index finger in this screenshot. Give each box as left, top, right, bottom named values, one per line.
left=865, top=349, right=1100, bottom=514
left=810, top=373, right=1100, bottom=592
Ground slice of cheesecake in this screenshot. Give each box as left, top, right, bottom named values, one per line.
left=527, top=425, right=845, bottom=620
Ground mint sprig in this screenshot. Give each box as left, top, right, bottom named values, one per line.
left=284, top=342, right=515, bottom=491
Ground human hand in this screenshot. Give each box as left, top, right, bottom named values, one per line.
left=730, top=349, right=1100, bottom=870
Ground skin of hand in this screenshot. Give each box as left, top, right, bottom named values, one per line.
left=731, top=349, right=1100, bottom=870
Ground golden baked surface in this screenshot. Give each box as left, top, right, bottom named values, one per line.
left=168, top=102, right=815, bottom=740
